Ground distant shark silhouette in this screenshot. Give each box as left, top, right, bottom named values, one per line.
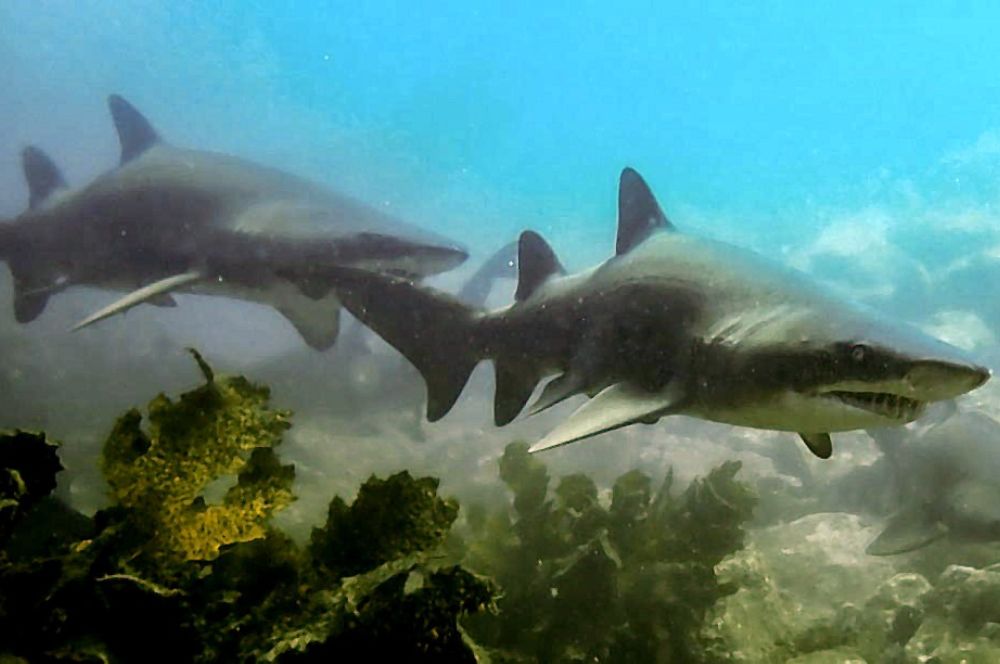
left=867, top=405, right=1000, bottom=555
left=0, top=95, right=467, bottom=349
left=323, top=167, right=990, bottom=456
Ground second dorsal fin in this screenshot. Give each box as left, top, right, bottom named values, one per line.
left=515, top=230, right=564, bottom=302
left=616, top=167, right=675, bottom=255
left=108, top=94, right=161, bottom=164
left=21, top=146, right=67, bottom=209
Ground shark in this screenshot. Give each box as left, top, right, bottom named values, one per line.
left=253, top=239, right=519, bottom=428
left=324, top=167, right=991, bottom=457
left=865, top=405, right=1000, bottom=555
left=0, top=95, right=468, bottom=350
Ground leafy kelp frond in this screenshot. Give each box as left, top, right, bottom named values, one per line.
left=310, top=471, right=459, bottom=578
left=101, top=349, right=294, bottom=564
left=463, top=442, right=757, bottom=664
left=264, top=556, right=495, bottom=663
left=0, top=430, right=62, bottom=544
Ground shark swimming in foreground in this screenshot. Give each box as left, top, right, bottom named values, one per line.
left=0, top=95, right=467, bottom=349
left=866, top=405, right=1000, bottom=555
left=325, top=167, right=990, bottom=457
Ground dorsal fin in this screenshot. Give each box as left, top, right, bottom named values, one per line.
left=515, top=230, right=564, bottom=302
left=616, top=167, right=675, bottom=255
left=21, top=146, right=67, bottom=209
left=108, top=94, right=161, bottom=164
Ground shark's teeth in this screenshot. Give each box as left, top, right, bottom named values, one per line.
left=827, top=390, right=924, bottom=421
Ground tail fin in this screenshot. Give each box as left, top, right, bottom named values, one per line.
left=332, top=267, right=483, bottom=421
left=456, top=240, right=518, bottom=306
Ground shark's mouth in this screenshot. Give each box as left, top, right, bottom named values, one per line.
left=826, top=390, right=924, bottom=421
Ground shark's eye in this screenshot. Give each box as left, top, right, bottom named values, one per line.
left=850, top=344, right=869, bottom=362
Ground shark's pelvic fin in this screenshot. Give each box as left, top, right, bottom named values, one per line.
left=71, top=271, right=202, bottom=331
left=14, top=290, right=50, bottom=323
left=866, top=505, right=948, bottom=556
left=528, top=372, right=586, bottom=416
left=798, top=432, right=833, bottom=459
left=528, top=381, right=684, bottom=453
left=515, top=230, right=565, bottom=302
left=108, top=94, right=161, bottom=164
left=148, top=294, right=178, bottom=308
left=276, top=290, right=342, bottom=351
left=616, top=167, right=676, bottom=255
left=21, top=146, right=68, bottom=209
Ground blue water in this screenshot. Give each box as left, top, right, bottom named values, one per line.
left=3, top=1, right=1000, bottom=355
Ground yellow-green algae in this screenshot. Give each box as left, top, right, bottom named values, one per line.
left=101, top=349, right=293, bottom=562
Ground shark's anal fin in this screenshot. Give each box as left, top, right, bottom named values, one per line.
left=108, top=94, right=161, bottom=164
left=494, top=359, right=541, bottom=425
left=798, top=432, right=833, bottom=459
left=616, top=167, right=676, bottom=255
left=866, top=505, right=949, bottom=556
left=22, top=146, right=67, bottom=209
left=529, top=380, right=685, bottom=453
left=71, top=271, right=202, bottom=331
left=515, top=231, right=565, bottom=302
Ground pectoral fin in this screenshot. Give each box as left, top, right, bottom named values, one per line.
left=71, top=271, right=203, bottom=331
left=529, top=381, right=684, bottom=454
left=798, top=432, right=833, bottom=459
left=866, top=505, right=948, bottom=556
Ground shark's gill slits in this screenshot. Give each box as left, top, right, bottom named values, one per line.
left=826, top=390, right=924, bottom=421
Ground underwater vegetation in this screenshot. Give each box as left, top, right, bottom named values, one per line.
left=460, top=443, right=756, bottom=663
left=0, top=351, right=492, bottom=662
left=0, top=351, right=761, bottom=663
left=6, top=351, right=1000, bottom=662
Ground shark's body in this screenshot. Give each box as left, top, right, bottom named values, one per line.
left=866, top=406, right=1000, bottom=554
left=0, top=95, right=467, bottom=349
left=328, top=168, right=990, bottom=456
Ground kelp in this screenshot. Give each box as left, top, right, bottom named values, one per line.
left=462, top=442, right=757, bottom=664
left=0, top=352, right=492, bottom=663
left=0, top=353, right=768, bottom=663
left=102, top=349, right=294, bottom=565
left=0, top=430, right=62, bottom=544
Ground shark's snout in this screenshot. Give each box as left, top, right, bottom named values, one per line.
left=906, top=360, right=991, bottom=401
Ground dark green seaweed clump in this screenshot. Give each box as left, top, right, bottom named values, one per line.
left=461, top=442, right=757, bottom=664
left=0, top=352, right=492, bottom=663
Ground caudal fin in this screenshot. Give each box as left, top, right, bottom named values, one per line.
left=331, top=267, right=483, bottom=420
left=455, top=240, right=518, bottom=306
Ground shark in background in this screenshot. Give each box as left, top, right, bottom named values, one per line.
left=325, top=167, right=991, bottom=457
left=865, top=404, right=1000, bottom=555
left=0, top=95, right=468, bottom=350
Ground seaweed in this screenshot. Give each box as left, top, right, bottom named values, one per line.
left=462, top=442, right=757, bottom=664
left=101, top=349, right=295, bottom=568
left=0, top=430, right=62, bottom=544
left=309, top=471, right=459, bottom=577
left=0, top=352, right=767, bottom=663
left=0, top=352, right=493, bottom=663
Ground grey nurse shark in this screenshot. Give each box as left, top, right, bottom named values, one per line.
left=866, top=405, right=1000, bottom=555
left=326, top=167, right=991, bottom=457
left=0, top=95, right=467, bottom=349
